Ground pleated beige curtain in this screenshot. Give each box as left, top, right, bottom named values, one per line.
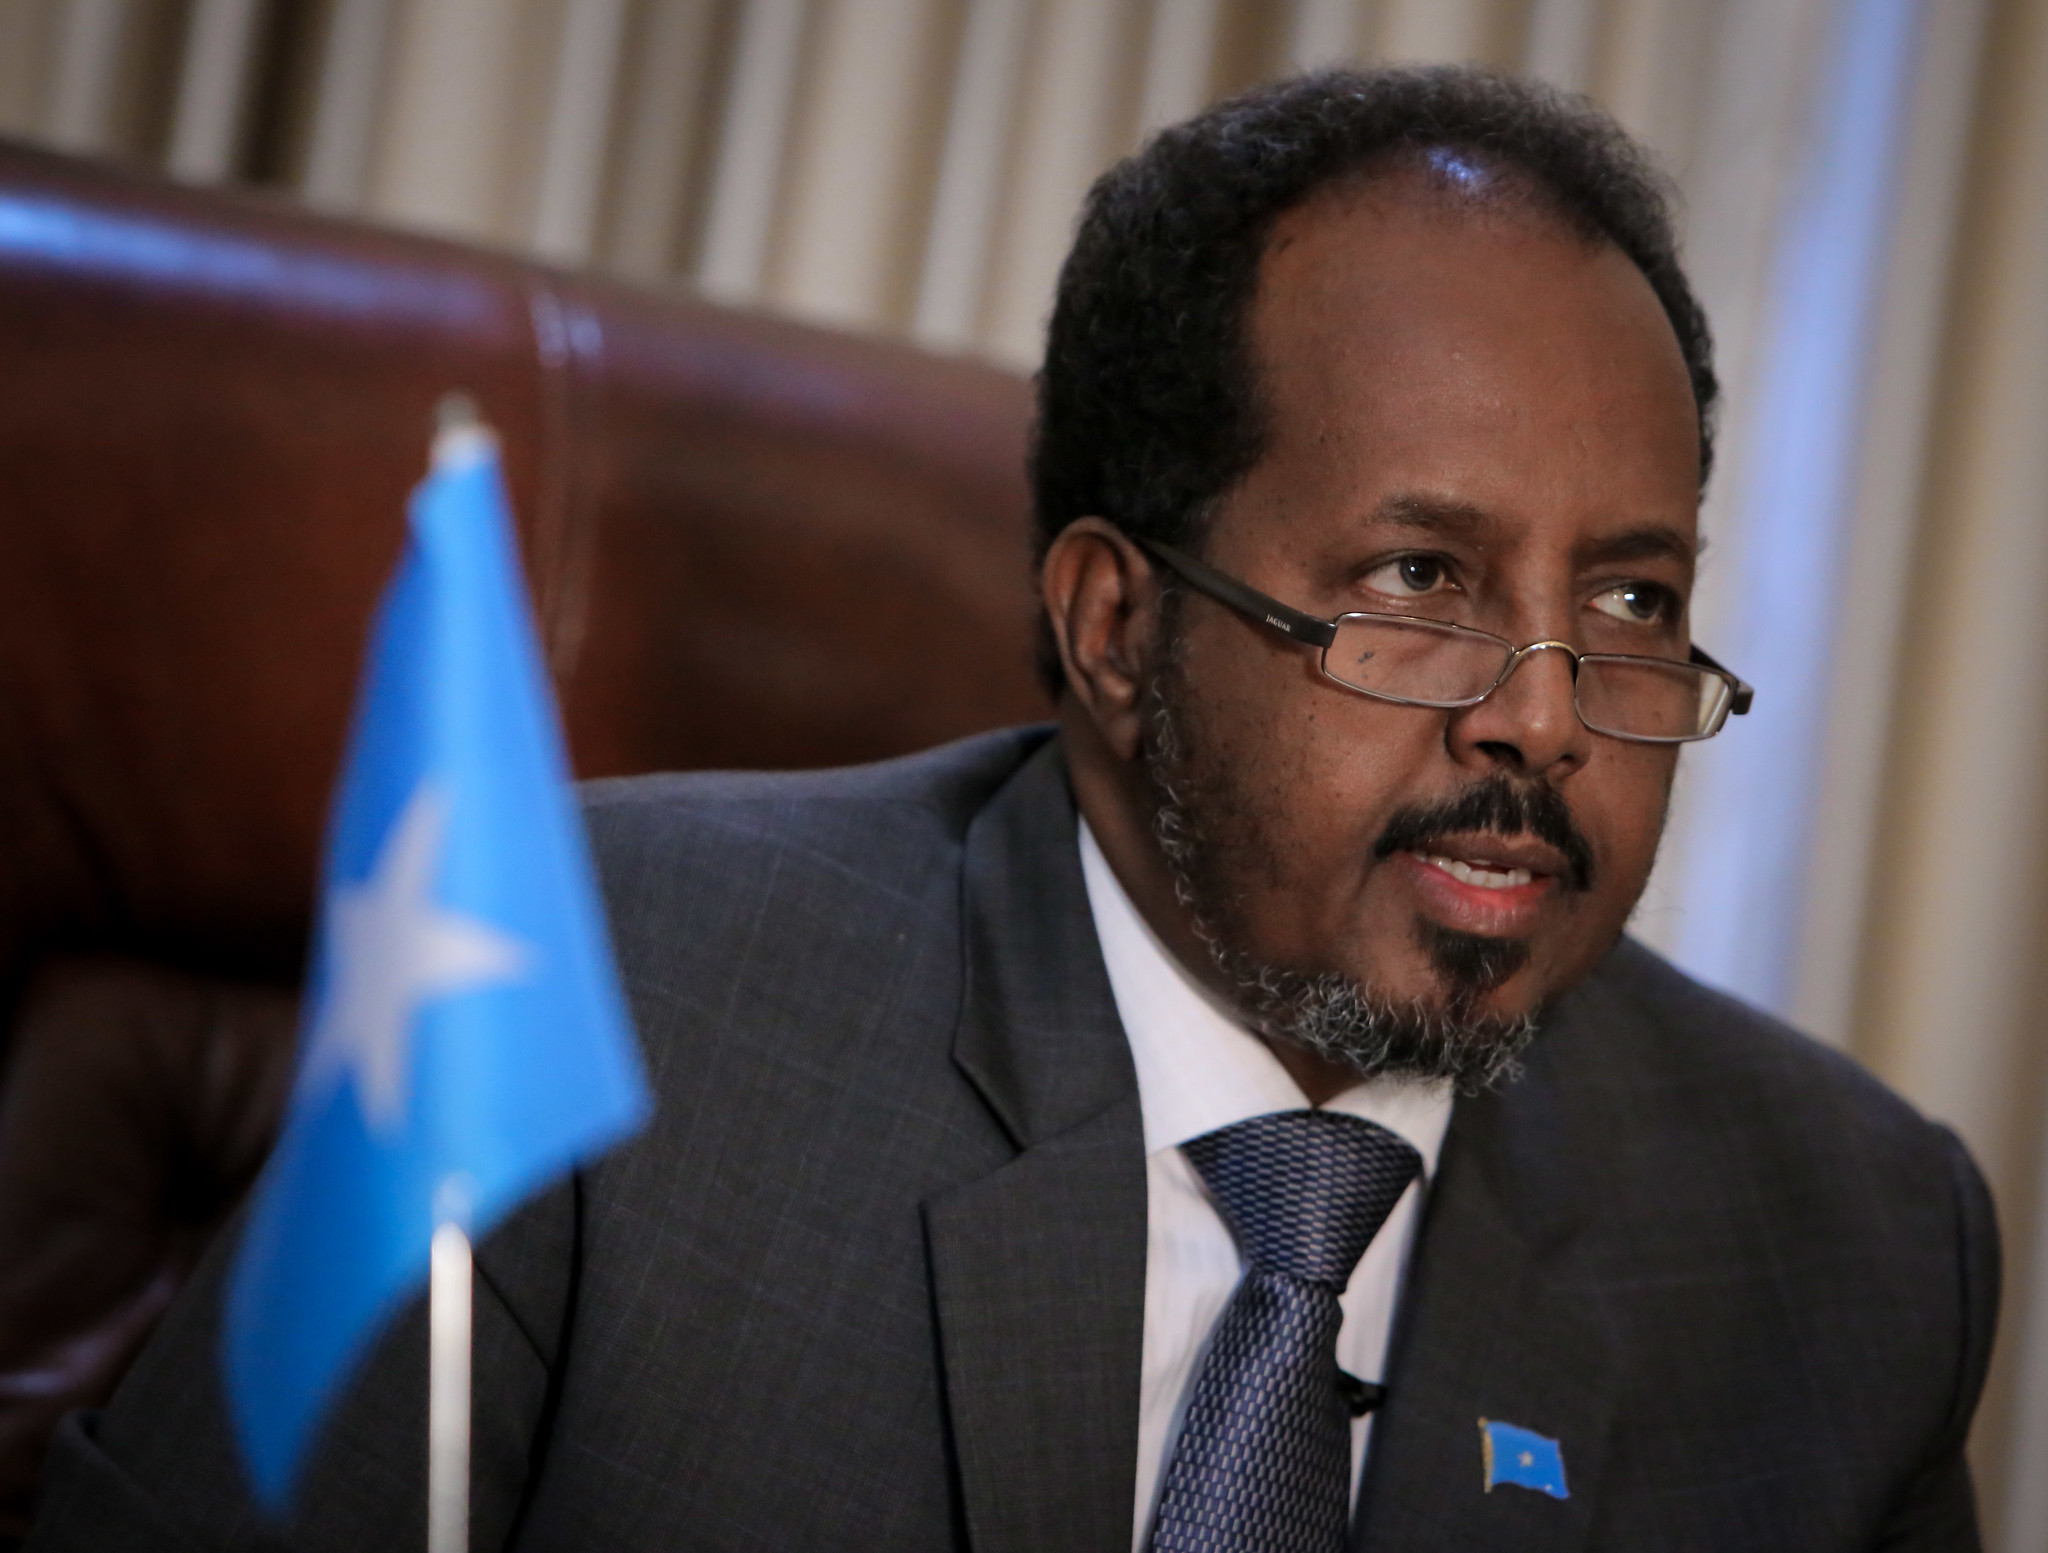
left=1, top=0, right=2045, bottom=1544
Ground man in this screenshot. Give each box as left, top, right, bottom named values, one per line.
left=29, top=66, right=1995, bottom=1552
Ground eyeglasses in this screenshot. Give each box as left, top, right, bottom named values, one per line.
left=1138, top=538, right=1753, bottom=744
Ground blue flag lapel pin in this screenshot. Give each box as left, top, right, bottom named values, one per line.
left=1480, top=1417, right=1569, bottom=1499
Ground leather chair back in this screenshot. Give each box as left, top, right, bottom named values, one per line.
left=0, top=138, right=1044, bottom=1537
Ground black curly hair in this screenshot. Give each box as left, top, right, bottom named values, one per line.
left=1030, top=65, right=1717, bottom=612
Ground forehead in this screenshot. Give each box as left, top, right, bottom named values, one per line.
left=1235, top=174, right=1701, bottom=561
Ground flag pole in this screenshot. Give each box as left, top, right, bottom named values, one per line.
left=425, top=394, right=483, bottom=1553
left=428, top=1218, right=471, bottom=1553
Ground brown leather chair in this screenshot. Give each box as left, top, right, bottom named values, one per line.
left=0, top=139, right=1045, bottom=1538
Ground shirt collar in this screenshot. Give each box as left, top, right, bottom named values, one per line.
left=1078, top=817, right=1453, bottom=1177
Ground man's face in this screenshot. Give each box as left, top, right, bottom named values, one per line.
left=1149, top=176, right=1701, bottom=1051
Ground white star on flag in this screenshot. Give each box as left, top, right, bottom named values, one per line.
left=300, top=782, right=532, bottom=1137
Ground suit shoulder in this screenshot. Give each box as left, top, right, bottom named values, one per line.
left=1529, top=940, right=1996, bottom=1360
left=1584, top=937, right=1950, bottom=1158
left=573, top=726, right=1054, bottom=1011
left=578, top=725, right=1051, bottom=863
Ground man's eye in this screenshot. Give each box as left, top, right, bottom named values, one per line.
left=1365, top=555, right=1450, bottom=596
left=1590, top=581, right=1678, bottom=624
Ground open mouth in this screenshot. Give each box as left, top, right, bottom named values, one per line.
left=1392, top=834, right=1564, bottom=938
left=1416, top=853, right=1535, bottom=891
left=1403, top=829, right=1570, bottom=889
left=1370, top=777, right=1595, bottom=894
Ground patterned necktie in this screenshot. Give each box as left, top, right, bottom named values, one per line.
left=1148, top=1110, right=1422, bottom=1553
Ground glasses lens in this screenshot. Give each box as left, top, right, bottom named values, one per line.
left=1578, top=656, right=1732, bottom=740
left=1324, top=615, right=1513, bottom=705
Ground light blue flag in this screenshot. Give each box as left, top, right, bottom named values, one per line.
left=225, top=415, right=651, bottom=1508
left=1480, top=1418, right=1569, bottom=1499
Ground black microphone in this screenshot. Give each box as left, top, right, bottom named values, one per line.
left=1337, top=1370, right=1387, bottom=1417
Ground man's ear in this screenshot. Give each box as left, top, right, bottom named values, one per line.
left=1041, top=517, right=1162, bottom=763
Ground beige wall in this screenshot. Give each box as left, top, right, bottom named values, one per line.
left=3, top=0, right=2046, bottom=1543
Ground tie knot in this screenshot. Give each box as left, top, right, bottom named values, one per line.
left=1183, top=1110, right=1421, bottom=1289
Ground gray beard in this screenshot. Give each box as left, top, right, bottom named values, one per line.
left=1139, top=634, right=1536, bottom=1095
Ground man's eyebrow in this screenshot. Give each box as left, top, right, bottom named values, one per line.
left=1362, top=498, right=1699, bottom=571
left=1364, top=493, right=1496, bottom=540
left=1578, top=524, right=1699, bottom=569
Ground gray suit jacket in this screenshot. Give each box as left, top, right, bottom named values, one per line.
left=28, top=729, right=1998, bottom=1551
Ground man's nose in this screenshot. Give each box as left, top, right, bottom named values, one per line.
left=1446, top=642, right=1593, bottom=778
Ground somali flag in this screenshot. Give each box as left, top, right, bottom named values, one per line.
left=224, top=411, right=651, bottom=1507
left=1480, top=1417, right=1569, bottom=1499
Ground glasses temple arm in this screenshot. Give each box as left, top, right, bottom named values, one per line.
left=1688, top=644, right=1754, bottom=715
left=1137, top=539, right=1340, bottom=650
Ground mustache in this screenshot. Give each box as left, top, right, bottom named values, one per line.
left=1371, top=775, right=1596, bottom=892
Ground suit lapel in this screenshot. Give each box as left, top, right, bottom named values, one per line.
left=1351, top=999, right=1622, bottom=1552
left=926, top=740, right=1147, bottom=1553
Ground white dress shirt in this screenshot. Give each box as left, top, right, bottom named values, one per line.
left=1075, top=821, right=1454, bottom=1552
